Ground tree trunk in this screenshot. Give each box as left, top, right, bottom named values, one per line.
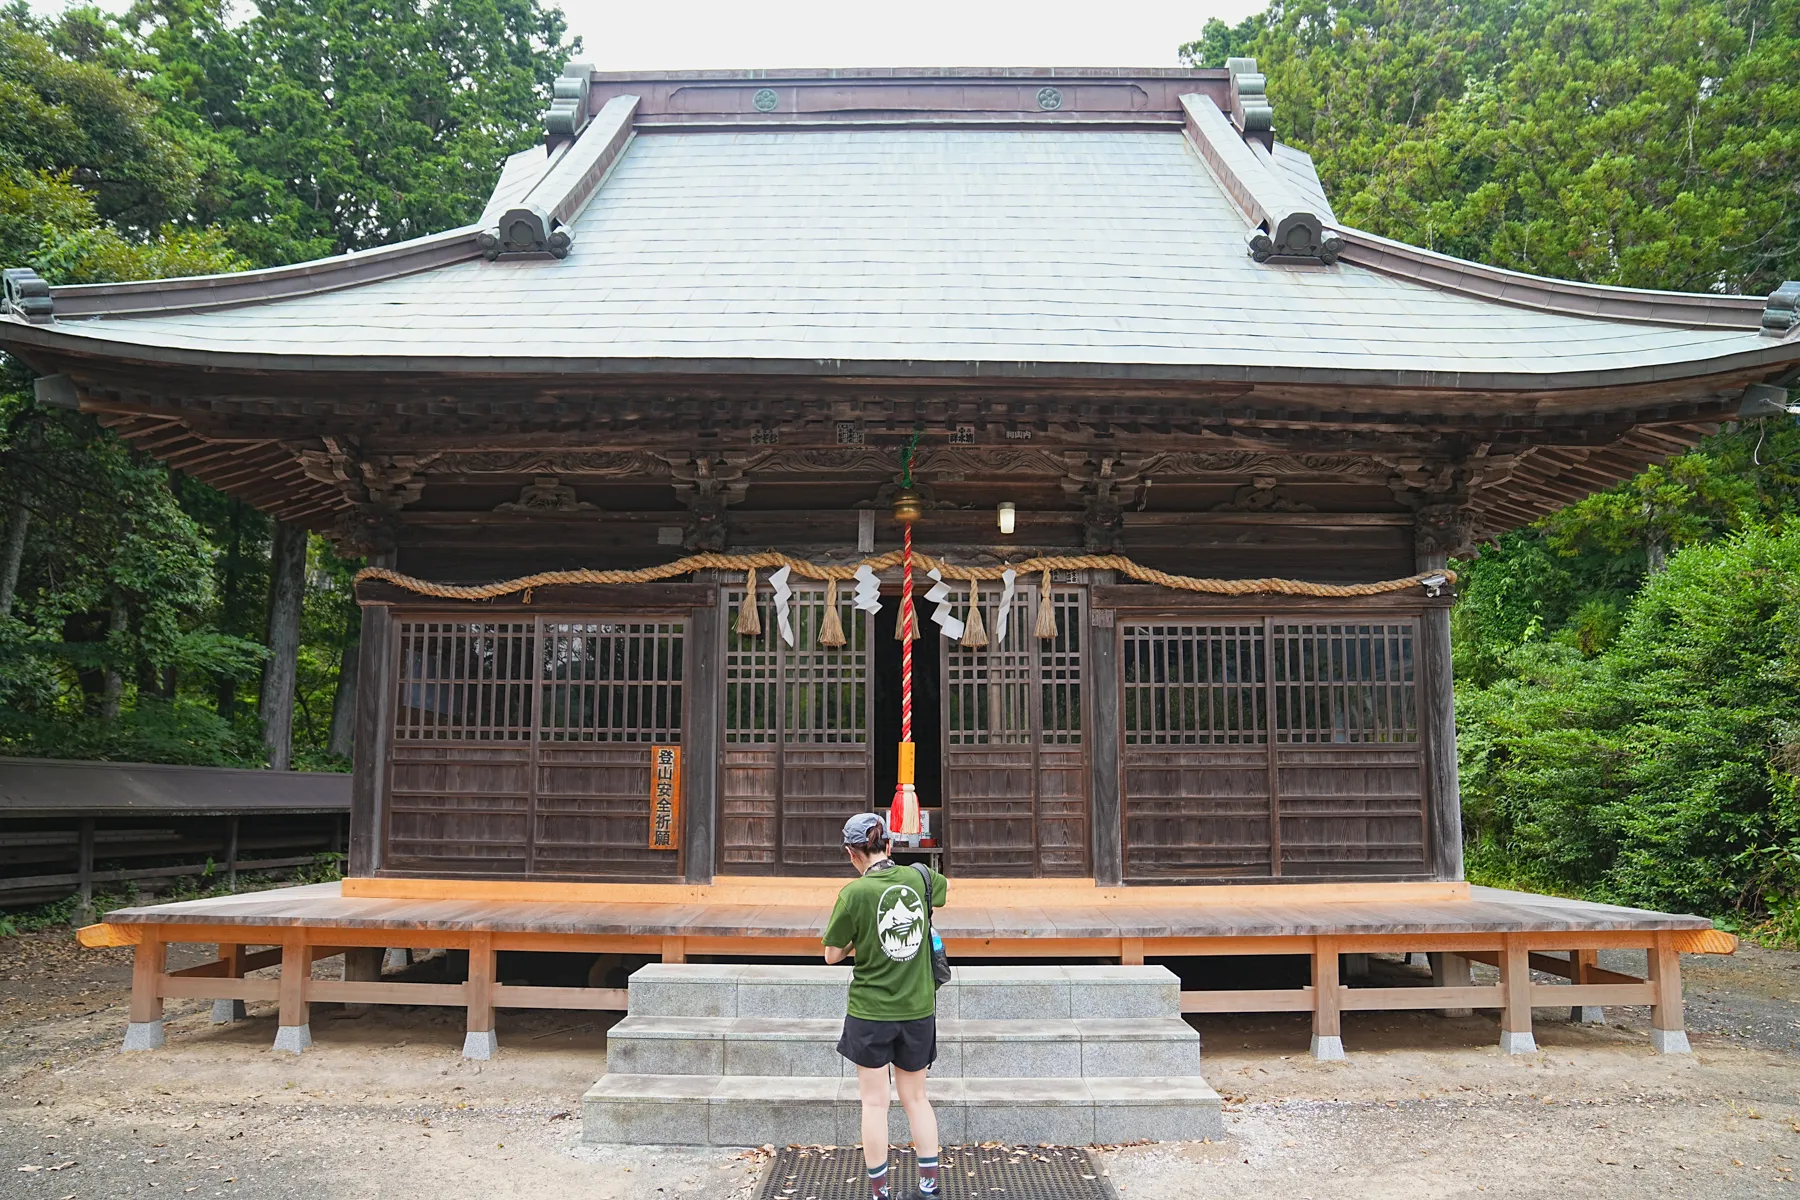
left=259, top=522, right=308, bottom=770
left=326, top=639, right=359, bottom=759
left=101, top=596, right=128, bottom=722
left=0, top=493, right=27, bottom=619
left=216, top=501, right=245, bottom=717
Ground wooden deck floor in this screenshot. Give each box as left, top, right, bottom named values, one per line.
left=82, top=878, right=1730, bottom=1061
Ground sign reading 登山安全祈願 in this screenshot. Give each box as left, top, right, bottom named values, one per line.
left=649, top=746, right=681, bottom=850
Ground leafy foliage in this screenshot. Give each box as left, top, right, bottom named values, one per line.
left=1184, top=0, right=1800, bottom=295
left=0, top=0, right=572, bottom=766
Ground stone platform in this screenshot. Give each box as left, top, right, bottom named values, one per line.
left=583, top=964, right=1223, bottom=1147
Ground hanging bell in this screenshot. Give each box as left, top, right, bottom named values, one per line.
left=891, top=488, right=925, bottom=525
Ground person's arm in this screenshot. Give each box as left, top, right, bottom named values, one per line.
left=822, top=890, right=853, bottom=965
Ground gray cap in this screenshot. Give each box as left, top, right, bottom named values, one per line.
left=842, top=812, right=888, bottom=847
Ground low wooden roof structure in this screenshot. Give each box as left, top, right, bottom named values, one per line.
left=0, top=757, right=350, bottom=818
left=2, top=62, right=1797, bottom=548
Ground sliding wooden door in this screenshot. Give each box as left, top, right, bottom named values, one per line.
left=719, top=583, right=872, bottom=874
left=941, top=582, right=1089, bottom=877
left=383, top=614, right=686, bottom=879
left=1119, top=615, right=1425, bottom=881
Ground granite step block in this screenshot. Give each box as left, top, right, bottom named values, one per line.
left=582, top=1074, right=1223, bottom=1147
left=605, top=1015, right=1199, bottom=1078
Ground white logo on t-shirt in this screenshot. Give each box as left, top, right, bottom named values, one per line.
left=875, top=885, right=925, bottom=962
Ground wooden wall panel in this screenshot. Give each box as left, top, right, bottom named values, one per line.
left=721, top=749, right=777, bottom=870
left=1123, top=748, right=1271, bottom=879
left=534, top=745, right=679, bottom=878
left=1277, top=748, right=1426, bottom=876
left=385, top=744, right=531, bottom=874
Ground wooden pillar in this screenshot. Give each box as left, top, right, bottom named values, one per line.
left=348, top=601, right=395, bottom=878
left=274, top=936, right=312, bottom=1053
left=1119, top=936, right=1144, bottom=966
left=1497, top=938, right=1536, bottom=1053
left=1311, top=936, right=1344, bottom=1059
left=463, top=931, right=497, bottom=1059
left=121, top=933, right=166, bottom=1051
left=1415, top=547, right=1464, bottom=881
left=75, top=817, right=95, bottom=919
left=211, top=943, right=247, bottom=1024
left=343, top=946, right=383, bottom=1016
left=684, top=588, right=720, bottom=883
left=224, top=815, right=240, bottom=892
left=1088, top=606, right=1122, bottom=886
left=661, top=936, right=687, bottom=964
left=1647, top=935, right=1690, bottom=1053
left=1570, top=949, right=1605, bottom=1024
left=1429, top=951, right=1473, bottom=1018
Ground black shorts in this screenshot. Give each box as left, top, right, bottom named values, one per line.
left=838, top=1014, right=937, bottom=1072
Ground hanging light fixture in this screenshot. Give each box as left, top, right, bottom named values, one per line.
left=997, top=502, right=1016, bottom=535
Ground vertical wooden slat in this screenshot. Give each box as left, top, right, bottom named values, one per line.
left=1416, top=546, right=1463, bottom=881
left=350, top=603, right=394, bottom=877
left=1089, top=607, right=1121, bottom=887
left=686, top=593, right=721, bottom=882
left=1264, top=615, right=1281, bottom=877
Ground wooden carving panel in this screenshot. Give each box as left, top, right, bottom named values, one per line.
left=943, top=584, right=1089, bottom=877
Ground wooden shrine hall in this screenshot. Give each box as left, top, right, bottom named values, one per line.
left=4, top=62, right=1793, bottom=1061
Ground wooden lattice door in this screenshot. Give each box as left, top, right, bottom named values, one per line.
left=720, top=583, right=871, bottom=874
left=941, top=583, right=1088, bottom=877
left=1118, top=615, right=1425, bottom=881
left=384, top=615, right=686, bottom=879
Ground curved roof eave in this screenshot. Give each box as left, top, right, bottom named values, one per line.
left=7, top=314, right=1798, bottom=395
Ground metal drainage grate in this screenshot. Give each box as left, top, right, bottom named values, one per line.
left=759, top=1145, right=1114, bottom=1200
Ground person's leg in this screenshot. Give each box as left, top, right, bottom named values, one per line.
left=894, top=1066, right=940, bottom=1194
left=858, top=1064, right=892, bottom=1198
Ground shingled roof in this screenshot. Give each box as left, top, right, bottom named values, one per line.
left=4, top=64, right=1795, bottom=394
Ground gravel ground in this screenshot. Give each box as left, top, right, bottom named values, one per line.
left=2, top=929, right=1797, bottom=1199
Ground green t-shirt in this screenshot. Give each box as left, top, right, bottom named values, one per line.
left=822, top=862, right=948, bottom=1022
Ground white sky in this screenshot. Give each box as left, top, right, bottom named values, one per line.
left=559, top=0, right=1258, bottom=70
left=31, top=0, right=1262, bottom=69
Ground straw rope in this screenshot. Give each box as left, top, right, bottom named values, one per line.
left=355, top=551, right=1454, bottom=601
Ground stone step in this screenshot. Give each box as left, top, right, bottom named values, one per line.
left=582, top=1074, right=1223, bottom=1147
left=628, top=964, right=1178, bottom=1020
left=607, top=1015, right=1201, bottom=1078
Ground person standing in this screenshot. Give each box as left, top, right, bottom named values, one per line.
left=823, top=813, right=948, bottom=1200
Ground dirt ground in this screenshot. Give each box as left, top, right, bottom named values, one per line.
left=2, top=930, right=1797, bottom=1199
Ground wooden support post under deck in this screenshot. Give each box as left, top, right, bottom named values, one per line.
left=121, top=934, right=166, bottom=1051
left=211, top=943, right=248, bottom=1024
left=1570, top=949, right=1605, bottom=1024
left=274, top=936, right=312, bottom=1053
left=1647, top=934, right=1690, bottom=1053
left=1120, top=937, right=1144, bottom=966
left=1311, top=936, right=1343, bottom=1059
left=661, top=936, right=687, bottom=964
left=1497, top=938, right=1536, bottom=1053
left=343, top=946, right=383, bottom=1016
left=463, top=930, right=497, bottom=1059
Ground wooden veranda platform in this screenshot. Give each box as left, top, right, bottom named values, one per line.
left=81, top=878, right=1734, bottom=1059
